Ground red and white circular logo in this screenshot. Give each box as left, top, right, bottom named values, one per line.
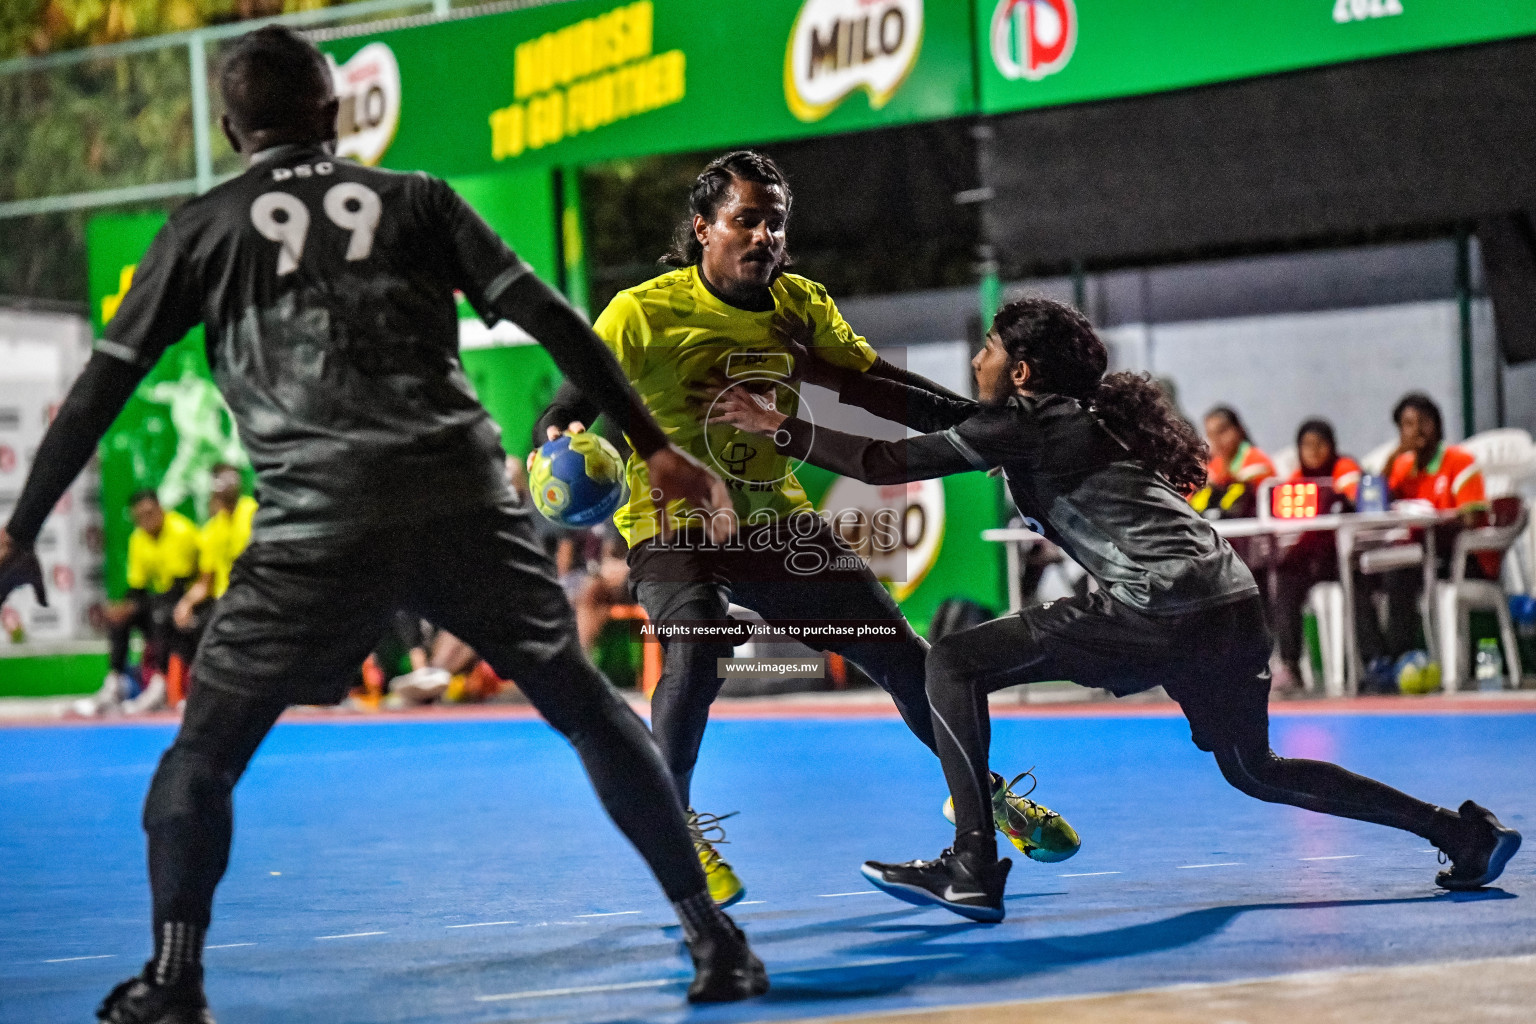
left=991, top=0, right=1076, bottom=82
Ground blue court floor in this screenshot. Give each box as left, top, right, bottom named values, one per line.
left=1, top=708, right=1532, bottom=1024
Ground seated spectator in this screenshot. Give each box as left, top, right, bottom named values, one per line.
left=83, top=490, right=200, bottom=715
left=1190, top=405, right=1276, bottom=518
left=390, top=626, right=514, bottom=705
left=573, top=527, right=632, bottom=652
left=1356, top=392, right=1488, bottom=691
left=1384, top=393, right=1486, bottom=515
left=1268, top=419, right=1361, bottom=690
left=173, top=465, right=257, bottom=669
left=1294, top=418, right=1362, bottom=506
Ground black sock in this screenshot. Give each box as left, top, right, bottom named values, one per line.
left=151, top=921, right=204, bottom=986
left=954, top=827, right=997, bottom=863
left=1421, top=805, right=1470, bottom=853
left=673, top=890, right=733, bottom=945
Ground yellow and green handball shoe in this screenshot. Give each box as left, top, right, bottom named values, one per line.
left=687, top=809, right=746, bottom=908
left=943, top=770, right=1081, bottom=863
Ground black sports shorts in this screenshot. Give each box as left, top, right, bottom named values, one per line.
left=1005, top=589, right=1273, bottom=753
left=194, top=502, right=575, bottom=705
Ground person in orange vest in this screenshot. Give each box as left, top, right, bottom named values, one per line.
left=1269, top=419, right=1363, bottom=690
left=1357, top=393, right=1489, bottom=691
left=1191, top=406, right=1276, bottom=518
left=1297, top=418, right=1362, bottom=504
left=1385, top=393, right=1486, bottom=513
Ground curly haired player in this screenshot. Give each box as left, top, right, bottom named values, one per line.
left=712, top=295, right=1521, bottom=922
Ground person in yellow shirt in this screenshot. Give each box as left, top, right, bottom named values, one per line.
left=537, top=151, right=1077, bottom=907
left=89, top=490, right=200, bottom=715
left=174, top=464, right=257, bottom=640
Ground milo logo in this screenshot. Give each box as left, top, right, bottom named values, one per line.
left=785, top=0, right=924, bottom=122
left=329, top=42, right=401, bottom=166
left=991, top=0, right=1075, bottom=82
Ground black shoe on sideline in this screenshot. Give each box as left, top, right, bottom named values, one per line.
left=1436, top=800, right=1523, bottom=891
left=861, top=848, right=1012, bottom=922
left=686, top=918, right=769, bottom=1003
left=97, top=963, right=214, bottom=1024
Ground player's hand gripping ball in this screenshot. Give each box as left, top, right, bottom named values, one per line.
left=529, top=432, right=628, bottom=527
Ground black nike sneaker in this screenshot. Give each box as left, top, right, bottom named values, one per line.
left=97, top=962, right=214, bottom=1024
left=861, top=848, right=1013, bottom=922
left=685, top=918, right=769, bottom=1003
left=1436, top=800, right=1523, bottom=891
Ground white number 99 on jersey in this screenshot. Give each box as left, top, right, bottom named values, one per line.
left=250, top=173, right=383, bottom=277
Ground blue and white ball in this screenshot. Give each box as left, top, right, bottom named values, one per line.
left=528, top=432, right=627, bottom=528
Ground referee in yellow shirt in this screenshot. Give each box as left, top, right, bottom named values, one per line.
left=174, top=465, right=257, bottom=654
left=98, top=490, right=200, bottom=714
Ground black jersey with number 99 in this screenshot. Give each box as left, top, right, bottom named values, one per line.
left=98, top=144, right=529, bottom=542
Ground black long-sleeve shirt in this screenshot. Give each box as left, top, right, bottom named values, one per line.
left=775, top=373, right=1256, bottom=616
left=533, top=354, right=962, bottom=445
left=7, top=145, right=664, bottom=548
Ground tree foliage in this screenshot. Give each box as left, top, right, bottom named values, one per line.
left=0, top=1, right=362, bottom=303
left=3, top=1, right=343, bottom=60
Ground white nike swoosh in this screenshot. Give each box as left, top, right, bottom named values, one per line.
left=942, top=886, right=985, bottom=901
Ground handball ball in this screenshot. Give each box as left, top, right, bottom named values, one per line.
left=529, top=432, right=628, bottom=527
left=1395, top=651, right=1442, bottom=695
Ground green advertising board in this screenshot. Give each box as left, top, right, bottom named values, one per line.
left=319, top=0, right=976, bottom=180
left=976, top=0, right=1536, bottom=114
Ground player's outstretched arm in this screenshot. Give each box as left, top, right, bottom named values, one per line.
left=836, top=372, right=980, bottom=435
left=709, top=389, right=975, bottom=486
left=492, top=274, right=666, bottom=457
left=769, top=311, right=975, bottom=431
left=491, top=274, right=734, bottom=538
left=865, top=357, right=971, bottom=402
left=772, top=310, right=966, bottom=401
left=0, top=352, right=149, bottom=604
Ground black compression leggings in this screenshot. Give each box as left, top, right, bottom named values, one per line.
left=1209, top=741, right=1452, bottom=840
left=635, top=570, right=933, bottom=806
left=143, top=641, right=706, bottom=933
left=925, top=605, right=1457, bottom=851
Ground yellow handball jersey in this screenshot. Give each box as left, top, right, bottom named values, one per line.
left=125, top=510, right=201, bottom=594
left=198, top=495, right=257, bottom=598
left=592, top=266, right=877, bottom=546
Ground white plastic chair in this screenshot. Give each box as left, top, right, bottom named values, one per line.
left=1434, top=499, right=1528, bottom=691
left=1458, top=429, right=1536, bottom=498
left=1270, top=445, right=1299, bottom=483
left=1303, top=582, right=1348, bottom=697
left=1459, top=429, right=1536, bottom=597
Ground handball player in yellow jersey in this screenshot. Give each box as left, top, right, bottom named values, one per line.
left=539, top=152, right=1078, bottom=905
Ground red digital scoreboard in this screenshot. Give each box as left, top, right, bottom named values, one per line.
left=1272, top=480, right=1335, bottom=519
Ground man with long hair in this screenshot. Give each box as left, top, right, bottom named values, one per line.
left=538, top=151, right=1079, bottom=906
left=712, top=296, right=1520, bottom=922
left=0, top=26, right=764, bottom=1021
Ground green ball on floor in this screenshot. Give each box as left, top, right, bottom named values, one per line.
left=1396, top=651, right=1442, bottom=695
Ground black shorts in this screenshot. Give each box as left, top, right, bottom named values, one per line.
left=194, top=502, right=576, bottom=705
left=1011, top=590, right=1273, bottom=753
